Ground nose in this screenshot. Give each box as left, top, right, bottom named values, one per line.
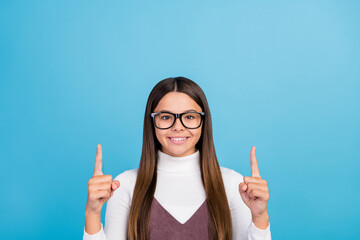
left=171, top=117, right=185, bottom=131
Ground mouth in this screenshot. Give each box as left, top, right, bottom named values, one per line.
left=168, top=137, right=189, bottom=144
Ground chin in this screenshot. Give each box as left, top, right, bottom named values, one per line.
left=163, top=146, right=194, bottom=157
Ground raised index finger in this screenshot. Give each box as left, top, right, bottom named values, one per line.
left=93, top=144, right=103, bottom=176
left=250, top=146, right=261, bottom=178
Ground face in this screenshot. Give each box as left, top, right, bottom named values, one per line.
left=153, top=92, right=203, bottom=157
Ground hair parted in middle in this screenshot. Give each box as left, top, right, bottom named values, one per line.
left=127, top=76, right=232, bottom=240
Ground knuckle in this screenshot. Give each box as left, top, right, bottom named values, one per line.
left=100, top=182, right=109, bottom=190
left=249, top=190, right=255, bottom=198
left=88, top=184, right=97, bottom=192
left=104, top=175, right=113, bottom=181
left=98, top=191, right=105, bottom=198
left=88, top=193, right=96, bottom=201
left=106, top=190, right=111, bottom=198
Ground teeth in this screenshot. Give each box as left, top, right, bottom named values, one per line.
left=170, top=137, right=187, bottom=141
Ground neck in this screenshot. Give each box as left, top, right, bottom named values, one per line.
left=157, top=149, right=201, bottom=173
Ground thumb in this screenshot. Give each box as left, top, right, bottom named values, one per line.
left=112, top=180, right=120, bottom=191
left=239, top=183, right=250, bottom=203
left=239, top=182, right=247, bottom=192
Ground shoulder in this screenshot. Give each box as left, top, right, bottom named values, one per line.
left=113, top=168, right=138, bottom=191
left=219, top=166, right=245, bottom=206
left=220, top=166, right=244, bottom=185
left=114, top=168, right=138, bottom=180
left=106, top=169, right=138, bottom=209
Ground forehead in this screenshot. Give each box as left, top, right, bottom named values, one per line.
left=154, top=92, right=202, bottom=112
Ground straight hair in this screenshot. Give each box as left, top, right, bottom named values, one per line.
left=127, top=77, right=232, bottom=239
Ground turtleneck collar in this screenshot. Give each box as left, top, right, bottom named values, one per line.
left=157, top=149, right=201, bottom=173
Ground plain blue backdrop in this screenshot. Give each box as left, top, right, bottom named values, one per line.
left=1, top=0, right=359, bottom=239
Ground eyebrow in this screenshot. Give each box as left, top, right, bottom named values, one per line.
left=159, top=109, right=198, bottom=112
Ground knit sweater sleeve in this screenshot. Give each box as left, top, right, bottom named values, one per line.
left=221, top=167, right=272, bottom=240
left=83, top=169, right=137, bottom=240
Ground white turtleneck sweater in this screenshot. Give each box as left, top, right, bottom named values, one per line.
left=83, top=150, right=271, bottom=240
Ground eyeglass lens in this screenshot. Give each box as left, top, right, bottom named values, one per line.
left=154, top=112, right=202, bottom=129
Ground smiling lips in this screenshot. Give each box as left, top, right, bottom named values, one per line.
left=168, top=137, right=189, bottom=144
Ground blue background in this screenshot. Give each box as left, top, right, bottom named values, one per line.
left=1, top=0, right=359, bottom=239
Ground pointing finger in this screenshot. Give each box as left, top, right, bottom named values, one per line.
left=93, top=144, right=103, bottom=176
left=250, top=146, right=261, bottom=178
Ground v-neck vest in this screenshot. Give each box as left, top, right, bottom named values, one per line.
left=149, top=198, right=210, bottom=240
left=150, top=150, right=210, bottom=239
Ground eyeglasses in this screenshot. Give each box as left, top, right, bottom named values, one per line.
left=150, top=111, right=205, bottom=129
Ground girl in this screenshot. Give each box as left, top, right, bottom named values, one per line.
left=83, top=77, right=271, bottom=240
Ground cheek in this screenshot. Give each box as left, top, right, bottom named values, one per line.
left=191, top=129, right=202, bottom=141
left=155, top=129, right=168, bottom=142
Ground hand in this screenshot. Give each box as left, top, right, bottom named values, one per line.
left=85, top=144, right=120, bottom=215
left=239, top=146, right=270, bottom=229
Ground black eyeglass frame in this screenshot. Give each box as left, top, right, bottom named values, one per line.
left=150, top=111, right=205, bottom=129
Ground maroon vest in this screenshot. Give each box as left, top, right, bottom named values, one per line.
left=149, top=198, right=210, bottom=240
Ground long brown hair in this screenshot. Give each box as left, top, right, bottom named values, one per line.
left=127, top=77, right=232, bottom=239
